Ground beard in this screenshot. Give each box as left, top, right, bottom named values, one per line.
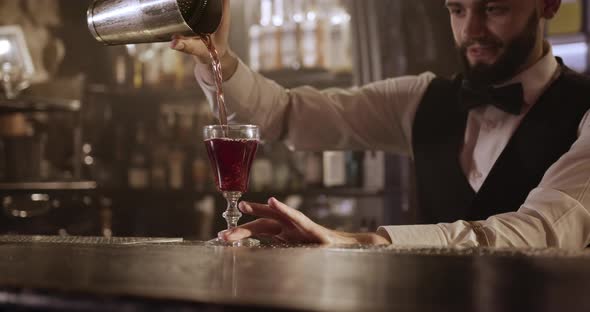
left=458, top=13, right=539, bottom=87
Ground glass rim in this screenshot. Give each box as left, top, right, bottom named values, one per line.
left=203, top=124, right=259, bottom=130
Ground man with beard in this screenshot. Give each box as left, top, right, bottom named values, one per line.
left=172, top=0, right=590, bottom=249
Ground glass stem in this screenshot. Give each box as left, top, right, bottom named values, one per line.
left=222, top=192, right=242, bottom=230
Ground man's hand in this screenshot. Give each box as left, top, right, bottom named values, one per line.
left=169, top=0, right=238, bottom=79
left=218, top=197, right=392, bottom=245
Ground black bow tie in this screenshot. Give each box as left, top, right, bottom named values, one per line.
left=459, top=80, right=525, bottom=115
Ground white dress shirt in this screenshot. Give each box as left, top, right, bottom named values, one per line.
left=195, top=46, right=590, bottom=249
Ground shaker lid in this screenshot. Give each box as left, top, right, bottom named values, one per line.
left=184, top=0, right=223, bottom=34
left=177, top=0, right=202, bottom=22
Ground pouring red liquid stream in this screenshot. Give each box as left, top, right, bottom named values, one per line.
left=201, top=34, right=228, bottom=126
left=199, top=36, right=260, bottom=246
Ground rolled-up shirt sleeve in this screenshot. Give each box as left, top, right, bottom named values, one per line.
left=195, top=58, right=434, bottom=154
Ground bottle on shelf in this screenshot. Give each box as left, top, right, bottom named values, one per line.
left=191, top=103, right=216, bottom=192
left=363, top=151, right=385, bottom=192
left=292, top=0, right=307, bottom=24
left=189, top=109, right=207, bottom=192
left=127, top=122, right=150, bottom=189
left=174, top=51, right=187, bottom=90
left=177, top=109, right=194, bottom=146
left=259, top=0, right=281, bottom=71
left=142, top=43, right=165, bottom=87
left=345, top=151, right=363, bottom=188
left=112, top=47, right=130, bottom=88
left=192, top=151, right=210, bottom=192
left=160, top=46, right=181, bottom=88
left=278, top=0, right=300, bottom=70
left=300, top=0, right=323, bottom=69
left=151, top=113, right=171, bottom=190
left=286, top=152, right=305, bottom=192
left=323, top=0, right=352, bottom=72
left=111, top=124, right=127, bottom=188
left=167, top=147, right=186, bottom=190
left=322, top=151, right=347, bottom=188
left=89, top=104, right=116, bottom=187
left=194, top=196, right=215, bottom=240
left=151, top=144, right=169, bottom=190
left=303, top=151, right=323, bottom=188
left=271, top=143, right=292, bottom=192
left=250, top=143, right=273, bottom=192
left=125, top=44, right=144, bottom=89
left=167, top=112, right=190, bottom=190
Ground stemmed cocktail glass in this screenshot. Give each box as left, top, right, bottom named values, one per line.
left=204, top=125, right=260, bottom=247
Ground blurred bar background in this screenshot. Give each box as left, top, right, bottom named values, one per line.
left=0, top=0, right=586, bottom=239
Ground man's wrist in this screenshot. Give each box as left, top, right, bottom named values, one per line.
left=336, top=231, right=392, bottom=245
left=357, top=232, right=392, bottom=245
left=192, top=49, right=239, bottom=82
left=220, top=50, right=239, bottom=81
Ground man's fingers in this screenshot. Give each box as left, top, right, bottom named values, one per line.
left=171, top=37, right=204, bottom=55
left=268, top=197, right=312, bottom=228
left=239, top=201, right=289, bottom=222
left=268, top=197, right=331, bottom=240
left=219, top=218, right=282, bottom=241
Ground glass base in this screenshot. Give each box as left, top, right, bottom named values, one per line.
left=207, top=237, right=260, bottom=247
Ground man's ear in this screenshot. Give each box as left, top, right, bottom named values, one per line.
left=542, top=0, right=562, bottom=19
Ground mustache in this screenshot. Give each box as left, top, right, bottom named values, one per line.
left=459, top=38, right=503, bottom=51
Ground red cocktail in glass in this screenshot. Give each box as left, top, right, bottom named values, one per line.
left=205, top=138, right=258, bottom=193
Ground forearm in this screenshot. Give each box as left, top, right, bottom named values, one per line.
left=194, top=57, right=292, bottom=142
left=375, top=188, right=590, bottom=249
left=196, top=49, right=239, bottom=82
left=195, top=58, right=435, bottom=152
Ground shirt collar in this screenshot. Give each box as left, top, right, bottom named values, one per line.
left=498, top=41, right=559, bottom=107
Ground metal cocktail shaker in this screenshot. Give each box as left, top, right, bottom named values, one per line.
left=87, top=0, right=223, bottom=45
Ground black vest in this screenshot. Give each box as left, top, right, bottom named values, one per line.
left=412, top=64, right=590, bottom=224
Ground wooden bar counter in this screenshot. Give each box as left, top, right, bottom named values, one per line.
left=0, top=235, right=589, bottom=311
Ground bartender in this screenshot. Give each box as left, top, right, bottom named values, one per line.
left=172, top=0, right=590, bottom=249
